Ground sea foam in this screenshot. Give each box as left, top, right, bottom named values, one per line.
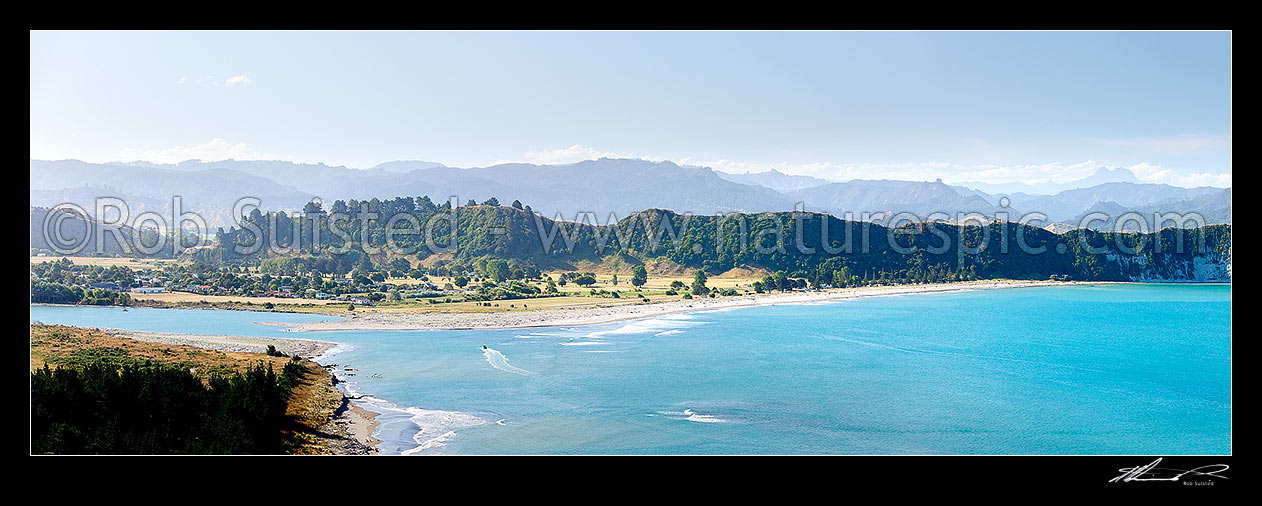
left=311, top=342, right=355, bottom=363
left=483, top=347, right=538, bottom=376
left=657, top=409, right=726, bottom=423
left=356, top=397, right=487, bottom=455
left=582, top=314, right=707, bottom=339
left=397, top=407, right=487, bottom=455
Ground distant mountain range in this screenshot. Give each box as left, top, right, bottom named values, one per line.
left=29, top=206, right=189, bottom=256
left=1068, top=188, right=1232, bottom=231
left=715, top=169, right=833, bottom=192
left=786, top=179, right=1000, bottom=220
left=30, top=158, right=1229, bottom=231
left=1000, top=182, right=1226, bottom=223
left=954, top=167, right=1142, bottom=195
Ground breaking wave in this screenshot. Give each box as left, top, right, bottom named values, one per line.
left=311, top=342, right=354, bottom=363
left=582, top=314, right=708, bottom=339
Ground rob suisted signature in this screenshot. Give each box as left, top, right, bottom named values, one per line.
left=1110, top=458, right=1229, bottom=483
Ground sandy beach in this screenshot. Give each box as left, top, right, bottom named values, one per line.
left=287, top=280, right=1075, bottom=332
left=320, top=396, right=382, bottom=455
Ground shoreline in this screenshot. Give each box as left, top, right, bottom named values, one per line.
left=319, top=394, right=382, bottom=455
left=285, top=280, right=1091, bottom=332
left=30, top=279, right=1228, bottom=320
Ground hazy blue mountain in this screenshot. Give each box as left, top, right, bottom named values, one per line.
left=958, top=167, right=1143, bottom=195
left=449, top=158, right=798, bottom=218
left=718, top=165, right=1228, bottom=225
left=30, top=159, right=315, bottom=211
left=149, top=159, right=367, bottom=199
left=949, top=184, right=1000, bottom=203
left=30, top=158, right=798, bottom=223
left=1005, top=182, right=1225, bottom=222
left=1067, top=188, right=1232, bottom=231
left=715, top=169, right=832, bottom=192
left=26, top=185, right=230, bottom=231
left=30, top=206, right=183, bottom=257
left=29, top=158, right=1230, bottom=232
left=788, top=179, right=998, bottom=219
left=184, top=158, right=797, bottom=218
left=241, top=158, right=798, bottom=217
left=30, top=185, right=166, bottom=210
left=369, top=160, right=447, bottom=172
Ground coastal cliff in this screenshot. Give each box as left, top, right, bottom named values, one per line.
left=1106, top=248, right=1231, bottom=282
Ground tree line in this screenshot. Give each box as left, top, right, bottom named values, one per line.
left=31, top=357, right=307, bottom=454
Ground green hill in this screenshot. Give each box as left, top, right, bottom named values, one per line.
left=206, top=197, right=1232, bottom=283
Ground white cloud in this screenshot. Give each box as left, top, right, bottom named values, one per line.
left=953, top=160, right=1103, bottom=185
left=177, top=76, right=186, bottom=85
left=119, top=138, right=280, bottom=165
left=1126, top=162, right=1231, bottom=187
left=1173, top=172, right=1233, bottom=187
left=223, top=74, right=251, bottom=87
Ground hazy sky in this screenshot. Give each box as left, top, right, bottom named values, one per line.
left=30, top=31, right=1231, bottom=187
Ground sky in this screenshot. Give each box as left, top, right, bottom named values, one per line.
left=30, top=31, right=1231, bottom=188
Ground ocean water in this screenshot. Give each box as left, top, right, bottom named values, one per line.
left=29, top=284, right=1232, bottom=455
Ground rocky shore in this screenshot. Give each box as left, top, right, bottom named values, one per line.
left=319, top=394, right=382, bottom=455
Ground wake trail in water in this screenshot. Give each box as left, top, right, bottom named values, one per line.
left=483, top=348, right=538, bottom=376
left=657, top=408, right=727, bottom=423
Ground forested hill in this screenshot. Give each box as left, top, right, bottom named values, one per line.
left=202, top=198, right=1232, bottom=283
left=30, top=206, right=188, bottom=258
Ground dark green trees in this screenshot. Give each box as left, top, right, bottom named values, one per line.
left=631, top=265, right=648, bottom=288
left=31, top=360, right=303, bottom=454
left=691, top=269, right=709, bottom=295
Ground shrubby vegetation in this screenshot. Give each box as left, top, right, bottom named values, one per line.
left=31, top=357, right=307, bottom=454
left=31, top=279, right=131, bottom=305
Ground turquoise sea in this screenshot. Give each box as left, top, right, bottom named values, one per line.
left=29, top=284, right=1232, bottom=455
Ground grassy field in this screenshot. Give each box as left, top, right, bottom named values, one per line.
left=130, top=291, right=343, bottom=305
left=30, top=324, right=343, bottom=454
left=236, top=267, right=767, bottom=315
left=334, top=269, right=764, bottom=315
left=30, top=255, right=180, bottom=269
